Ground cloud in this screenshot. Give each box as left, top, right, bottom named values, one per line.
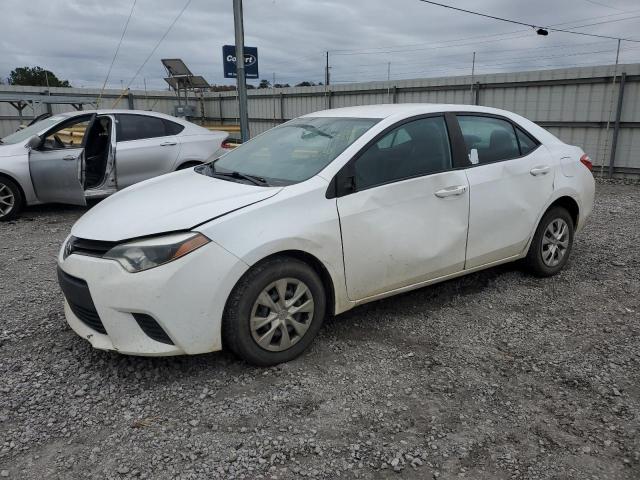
left=1, top=0, right=638, bottom=89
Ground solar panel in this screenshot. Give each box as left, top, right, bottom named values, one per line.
left=161, top=59, right=193, bottom=77
left=189, top=76, right=210, bottom=88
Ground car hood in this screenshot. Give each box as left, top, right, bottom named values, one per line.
left=0, top=142, right=27, bottom=157
left=72, top=169, right=283, bottom=241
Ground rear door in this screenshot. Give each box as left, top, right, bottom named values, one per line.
left=455, top=114, right=555, bottom=268
left=28, top=114, right=94, bottom=206
left=114, top=114, right=181, bottom=188
left=335, top=115, right=470, bottom=301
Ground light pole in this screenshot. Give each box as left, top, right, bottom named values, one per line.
left=233, top=0, right=250, bottom=142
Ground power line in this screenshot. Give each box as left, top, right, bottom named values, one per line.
left=113, top=0, right=193, bottom=107
left=581, top=0, right=630, bottom=13
left=416, top=0, right=640, bottom=43
left=97, top=0, right=137, bottom=107
left=329, top=9, right=640, bottom=56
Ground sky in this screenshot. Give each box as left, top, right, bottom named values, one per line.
left=1, top=0, right=639, bottom=90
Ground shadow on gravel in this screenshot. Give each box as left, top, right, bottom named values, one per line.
left=5, top=200, right=106, bottom=224
left=325, top=262, right=517, bottom=330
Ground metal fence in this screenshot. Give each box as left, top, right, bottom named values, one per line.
left=1, top=63, right=638, bottom=175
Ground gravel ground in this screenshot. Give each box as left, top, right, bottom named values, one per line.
left=0, top=180, right=639, bottom=480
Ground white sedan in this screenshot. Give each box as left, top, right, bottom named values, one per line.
left=0, top=110, right=228, bottom=220
left=57, top=104, right=595, bottom=366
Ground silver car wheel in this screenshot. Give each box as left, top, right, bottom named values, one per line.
left=541, top=218, right=569, bottom=267
left=0, top=182, right=15, bottom=218
left=250, top=278, right=315, bottom=352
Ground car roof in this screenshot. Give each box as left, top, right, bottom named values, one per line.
left=302, top=104, right=517, bottom=119
left=301, top=103, right=562, bottom=146
left=56, top=109, right=183, bottom=121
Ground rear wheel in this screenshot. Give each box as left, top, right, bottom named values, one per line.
left=525, top=207, right=574, bottom=277
left=0, top=177, right=23, bottom=222
left=222, top=256, right=326, bottom=366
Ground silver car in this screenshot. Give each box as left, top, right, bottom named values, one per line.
left=0, top=110, right=228, bottom=220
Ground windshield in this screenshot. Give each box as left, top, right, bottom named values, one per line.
left=1, top=116, right=66, bottom=145
left=210, top=117, right=379, bottom=185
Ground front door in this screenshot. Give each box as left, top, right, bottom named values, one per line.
left=456, top=114, right=555, bottom=268
left=28, top=114, right=93, bottom=206
left=336, top=115, right=470, bottom=301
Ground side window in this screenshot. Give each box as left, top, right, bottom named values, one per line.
left=163, top=119, right=185, bottom=135
left=116, top=115, right=167, bottom=142
left=457, top=116, right=520, bottom=164
left=515, top=127, right=538, bottom=156
left=354, top=116, right=452, bottom=190
left=41, top=116, right=92, bottom=150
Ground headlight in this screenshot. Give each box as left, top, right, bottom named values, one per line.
left=103, top=232, right=209, bottom=273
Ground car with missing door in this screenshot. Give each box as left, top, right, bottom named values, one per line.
left=56, top=104, right=595, bottom=366
left=0, top=110, right=228, bottom=220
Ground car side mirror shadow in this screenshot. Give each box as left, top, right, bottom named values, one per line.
left=343, top=175, right=356, bottom=193
left=25, top=135, right=42, bottom=150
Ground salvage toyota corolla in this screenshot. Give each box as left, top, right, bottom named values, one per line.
left=57, top=104, right=595, bottom=366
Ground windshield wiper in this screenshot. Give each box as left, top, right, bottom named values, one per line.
left=213, top=170, right=270, bottom=186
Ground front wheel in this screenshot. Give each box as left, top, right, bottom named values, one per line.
left=0, top=177, right=23, bottom=222
left=222, top=257, right=326, bottom=366
left=525, top=207, right=574, bottom=277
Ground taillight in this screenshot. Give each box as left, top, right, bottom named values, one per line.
left=221, top=140, right=235, bottom=149
left=580, top=154, right=593, bottom=171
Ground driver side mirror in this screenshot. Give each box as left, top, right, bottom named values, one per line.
left=25, top=135, right=42, bottom=150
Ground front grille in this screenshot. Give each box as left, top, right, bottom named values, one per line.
left=57, top=267, right=107, bottom=335
left=132, top=313, right=174, bottom=345
left=67, top=236, right=118, bottom=258
left=68, top=301, right=107, bottom=334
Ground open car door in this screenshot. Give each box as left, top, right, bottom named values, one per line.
left=28, top=114, right=95, bottom=206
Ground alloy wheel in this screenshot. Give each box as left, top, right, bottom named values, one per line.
left=250, top=278, right=315, bottom=352
left=541, top=218, right=569, bottom=267
left=0, top=182, right=15, bottom=218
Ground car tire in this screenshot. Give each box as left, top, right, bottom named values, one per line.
left=525, top=206, right=574, bottom=277
left=222, top=256, right=326, bottom=366
left=176, top=161, right=201, bottom=170
left=0, top=177, right=23, bottom=222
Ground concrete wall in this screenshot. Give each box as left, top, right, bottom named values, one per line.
left=1, top=63, right=638, bottom=174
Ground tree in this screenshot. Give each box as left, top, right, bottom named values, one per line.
left=273, top=83, right=290, bottom=88
left=258, top=79, right=271, bottom=89
left=295, top=81, right=316, bottom=87
left=8, top=66, right=71, bottom=87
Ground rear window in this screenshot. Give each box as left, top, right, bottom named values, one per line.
left=116, top=114, right=167, bottom=142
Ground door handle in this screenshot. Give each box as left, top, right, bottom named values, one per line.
left=434, top=185, right=468, bottom=198
left=62, top=155, right=77, bottom=161
left=530, top=165, right=550, bottom=176
left=160, top=141, right=177, bottom=146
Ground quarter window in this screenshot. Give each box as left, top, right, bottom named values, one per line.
left=515, top=127, right=538, bottom=155
left=354, top=116, right=452, bottom=190
left=163, top=119, right=185, bottom=135
left=116, top=115, right=167, bottom=142
left=457, top=116, right=520, bottom=164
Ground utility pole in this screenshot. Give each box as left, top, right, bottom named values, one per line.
left=143, top=77, right=148, bottom=109
left=233, top=0, right=250, bottom=142
left=387, top=62, right=391, bottom=103
left=325, top=51, right=330, bottom=86
left=273, top=72, right=277, bottom=124
left=470, top=51, right=476, bottom=104
left=600, top=38, right=622, bottom=177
